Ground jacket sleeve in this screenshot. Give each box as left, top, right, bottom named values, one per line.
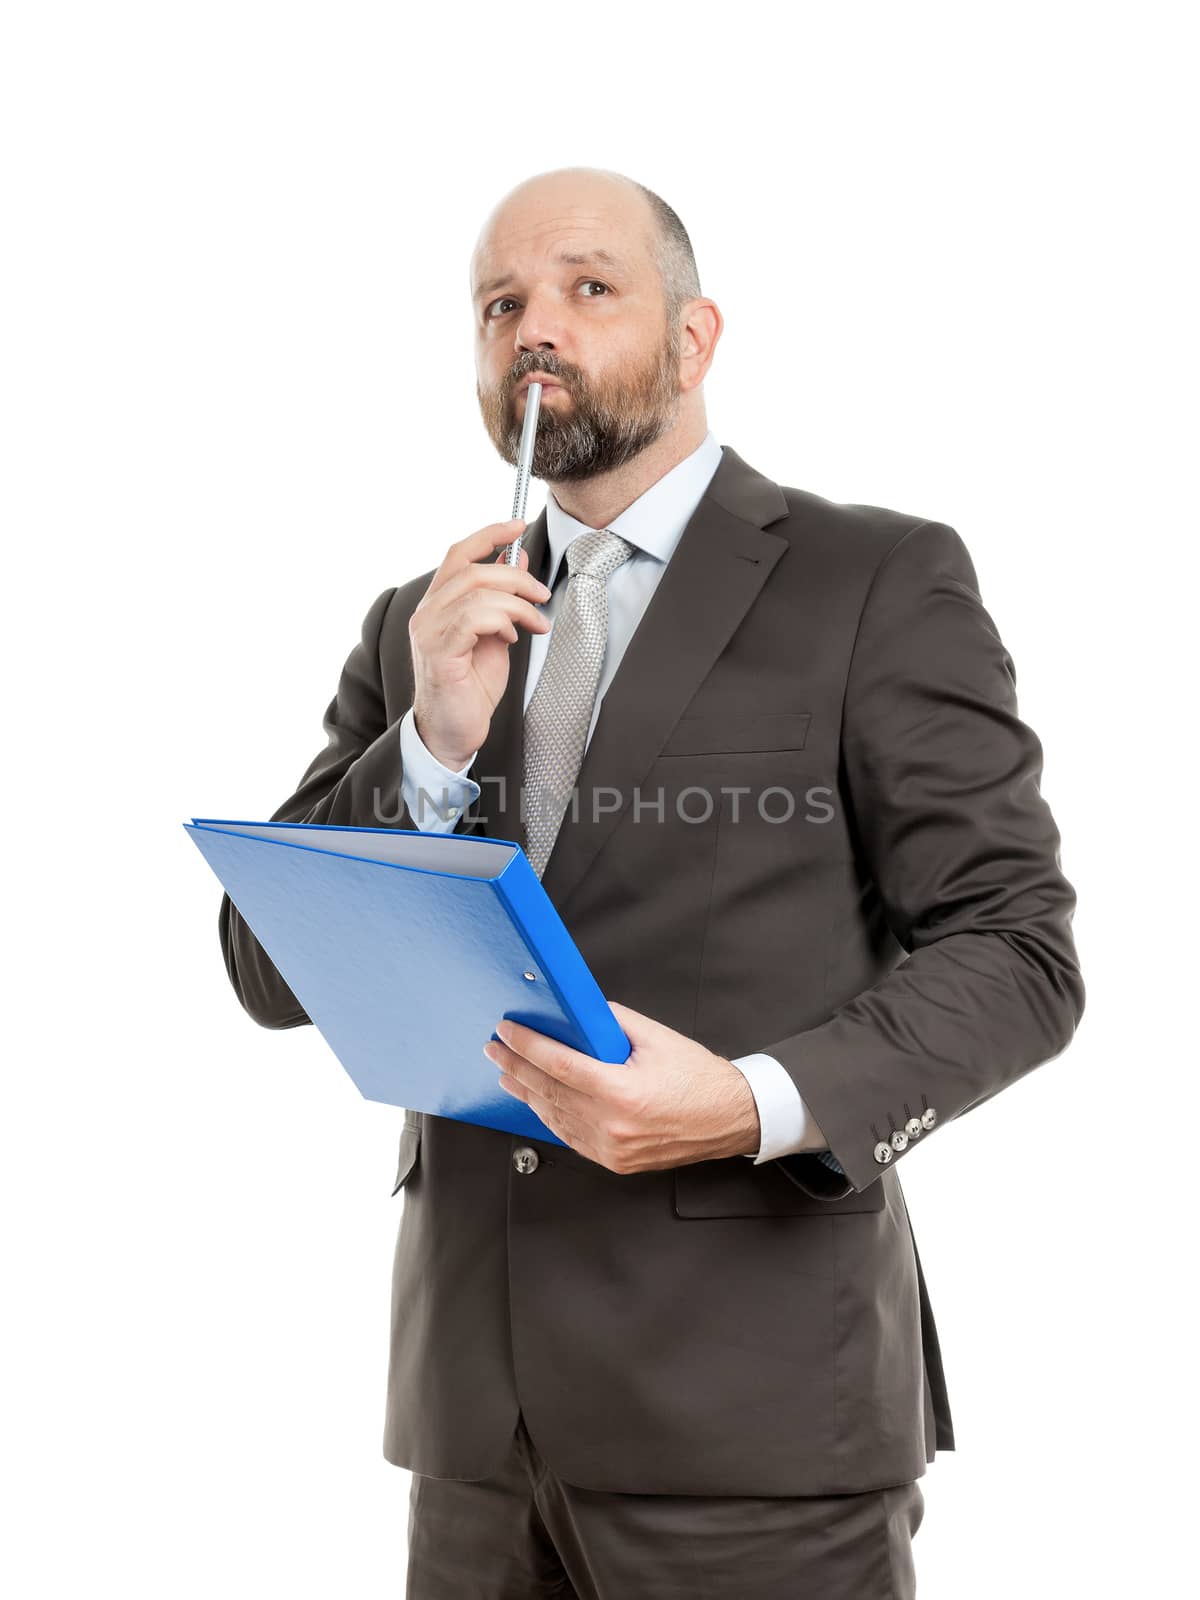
left=761, top=519, right=1085, bottom=1196
left=218, top=583, right=420, bottom=1029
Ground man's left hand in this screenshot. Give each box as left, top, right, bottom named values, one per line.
left=483, top=1000, right=761, bottom=1172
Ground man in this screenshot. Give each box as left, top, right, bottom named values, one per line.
left=218, top=166, right=1085, bottom=1597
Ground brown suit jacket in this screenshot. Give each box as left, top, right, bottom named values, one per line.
left=218, top=443, right=1085, bottom=1495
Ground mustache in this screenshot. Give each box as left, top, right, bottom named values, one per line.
left=506, top=358, right=573, bottom=391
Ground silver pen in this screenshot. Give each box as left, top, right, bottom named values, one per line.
left=501, top=381, right=543, bottom=566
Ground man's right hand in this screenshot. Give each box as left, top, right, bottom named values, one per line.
left=409, top=518, right=553, bottom=769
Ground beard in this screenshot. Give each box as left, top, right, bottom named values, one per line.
left=477, top=322, right=683, bottom=484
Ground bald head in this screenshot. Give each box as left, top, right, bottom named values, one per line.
left=470, top=166, right=700, bottom=326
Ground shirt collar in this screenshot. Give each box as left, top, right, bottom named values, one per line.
left=542, top=430, right=723, bottom=591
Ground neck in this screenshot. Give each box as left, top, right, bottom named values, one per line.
left=548, top=412, right=709, bottom=529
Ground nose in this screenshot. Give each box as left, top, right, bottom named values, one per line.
left=513, top=286, right=566, bottom=360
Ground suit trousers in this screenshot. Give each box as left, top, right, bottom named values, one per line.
left=404, top=1409, right=926, bottom=1599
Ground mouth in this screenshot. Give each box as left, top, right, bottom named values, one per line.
left=516, top=375, right=565, bottom=395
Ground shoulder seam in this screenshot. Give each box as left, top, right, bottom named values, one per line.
left=836, top=519, right=943, bottom=749
left=849, top=518, right=938, bottom=652
left=377, top=584, right=402, bottom=648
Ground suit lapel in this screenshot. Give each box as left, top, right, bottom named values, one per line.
left=465, top=445, right=792, bottom=917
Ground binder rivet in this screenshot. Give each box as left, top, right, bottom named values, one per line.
left=522, top=971, right=538, bottom=982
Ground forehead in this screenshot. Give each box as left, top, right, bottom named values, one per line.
left=471, top=195, right=653, bottom=299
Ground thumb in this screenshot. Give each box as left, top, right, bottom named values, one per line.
left=605, top=999, right=655, bottom=1042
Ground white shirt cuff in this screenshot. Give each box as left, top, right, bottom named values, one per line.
left=399, top=706, right=482, bottom=833
left=729, top=1052, right=815, bottom=1164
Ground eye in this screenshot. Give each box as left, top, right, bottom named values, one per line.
left=484, top=280, right=613, bottom=320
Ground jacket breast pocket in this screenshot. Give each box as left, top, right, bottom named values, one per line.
left=673, top=1153, right=886, bottom=1217
left=391, top=1112, right=423, bottom=1195
left=659, top=712, right=812, bottom=757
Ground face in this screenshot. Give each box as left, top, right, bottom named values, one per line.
left=472, top=185, right=684, bottom=483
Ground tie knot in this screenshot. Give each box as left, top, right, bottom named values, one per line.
left=564, top=528, right=636, bottom=582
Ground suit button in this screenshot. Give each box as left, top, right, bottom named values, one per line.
left=873, top=1140, right=893, bottom=1165
left=512, top=1146, right=540, bottom=1175
left=890, top=1128, right=908, bottom=1153
left=905, top=1117, right=923, bottom=1140
left=921, top=1107, right=937, bottom=1131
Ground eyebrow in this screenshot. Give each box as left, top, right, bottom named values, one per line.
left=473, top=248, right=628, bottom=302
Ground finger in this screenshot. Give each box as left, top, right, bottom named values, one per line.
left=494, top=1020, right=600, bottom=1092
left=433, top=562, right=551, bottom=611
left=426, top=520, right=528, bottom=594
left=492, top=541, right=530, bottom=569
left=486, top=1039, right=578, bottom=1112
left=439, top=597, right=551, bottom=654
left=525, top=1095, right=591, bottom=1157
left=495, top=1069, right=593, bottom=1157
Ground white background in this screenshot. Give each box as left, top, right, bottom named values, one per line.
left=3, top=2, right=1194, bottom=1594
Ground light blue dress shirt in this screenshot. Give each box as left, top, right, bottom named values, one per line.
left=398, top=429, right=844, bottom=1175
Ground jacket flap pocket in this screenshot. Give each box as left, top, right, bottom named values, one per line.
left=673, top=1153, right=886, bottom=1217
left=391, top=1117, right=422, bottom=1195
left=661, top=712, right=812, bottom=756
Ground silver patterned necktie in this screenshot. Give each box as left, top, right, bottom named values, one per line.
left=521, top=527, right=636, bottom=878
